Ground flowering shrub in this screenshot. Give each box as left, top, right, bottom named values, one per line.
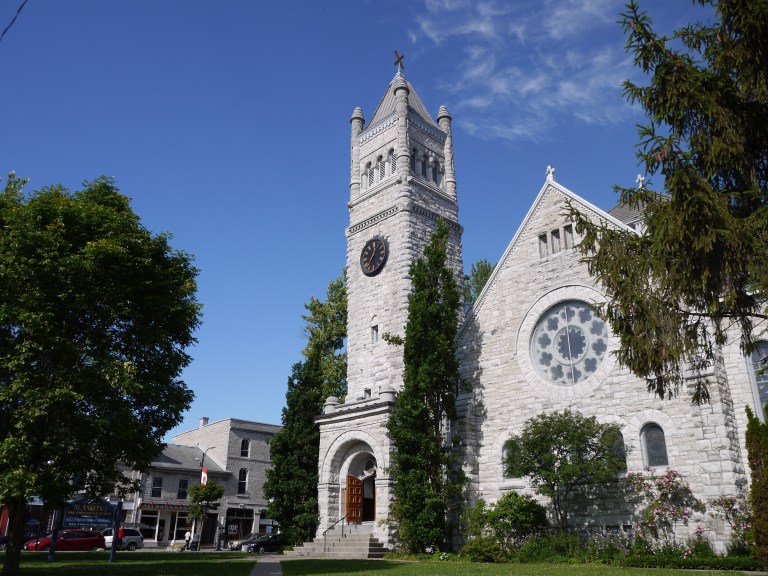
left=626, top=468, right=705, bottom=544
left=709, top=493, right=755, bottom=556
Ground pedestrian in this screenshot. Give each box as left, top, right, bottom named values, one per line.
left=185, top=530, right=191, bottom=550
left=117, top=525, right=124, bottom=548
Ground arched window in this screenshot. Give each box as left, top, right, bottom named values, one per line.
left=410, top=149, right=417, bottom=173
left=612, top=430, right=627, bottom=472
left=388, top=149, right=396, bottom=175
left=378, top=156, right=385, bottom=181
left=240, top=439, right=250, bottom=458
left=237, top=469, right=248, bottom=494
left=421, top=154, right=428, bottom=178
left=432, top=160, right=440, bottom=184
left=640, top=423, right=668, bottom=467
left=366, top=162, right=373, bottom=188
left=749, top=341, right=768, bottom=415
left=501, top=445, right=511, bottom=479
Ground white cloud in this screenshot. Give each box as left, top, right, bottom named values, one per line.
left=415, top=0, right=642, bottom=142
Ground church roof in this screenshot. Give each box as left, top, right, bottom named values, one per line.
left=608, top=202, right=643, bottom=225
left=459, top=173, right=636, bottom=337
left=365, top=72, right=439, bottom=130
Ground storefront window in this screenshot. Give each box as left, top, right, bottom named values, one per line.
left=174, top=513, right=191, bottom=540
left=139, top=510, right=159, bottom=540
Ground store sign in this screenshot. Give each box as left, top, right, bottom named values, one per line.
left=143, top=502, right=190, bottom=511
left=64, top=498, right=115, bottom=529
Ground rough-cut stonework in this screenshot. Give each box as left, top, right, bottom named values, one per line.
left=318, top=72, right=462, bottom=546
left=453, top=178, right=757, bottom=550
left=318, top=72, right=765, bottom=552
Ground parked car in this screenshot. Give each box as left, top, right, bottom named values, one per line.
left=228, top=531, right=259, bottom=551
left=23, top=529, right=105, bottom=551
left=101, top=527, right=144, bottom=551
left=0, top=530, right=41, bottom=551
left=245, top=533, right=286, bottom=554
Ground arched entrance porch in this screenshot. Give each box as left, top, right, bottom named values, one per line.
left=343, top=455, right=377, bottom=523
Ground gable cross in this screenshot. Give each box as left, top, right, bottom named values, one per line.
left=636, top=174, right=645, bottom=189
left=394, top=50, right=405, bottom=71
left=546, top=165, right=556, bottom=181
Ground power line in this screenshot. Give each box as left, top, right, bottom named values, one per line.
left=0, top=0, right=30, bottom=45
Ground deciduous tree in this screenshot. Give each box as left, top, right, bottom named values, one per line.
left=463, top=259, right=495, bottom=305
left=264, top=355, right=324, bottom=545
left=302, top=273, right=347, bottom=401
left=264, top=275, right=347, bottom=545
left=386, top=219, right=463, bottom=552
left=0, top=174, right=200, bottom=576
left=504, top=410, right=625, bottom=530
left=567, top=0, right=768, bottom=403
left=188, top=481, right=225, bottom=541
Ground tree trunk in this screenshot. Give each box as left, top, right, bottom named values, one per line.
left=1, top=496, right=28, bottom=576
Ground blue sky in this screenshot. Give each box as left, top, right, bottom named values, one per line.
left=0, top=0, right=710, bottom=439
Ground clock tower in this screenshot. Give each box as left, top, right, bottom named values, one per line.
left=316, top=69, right=463, bottom=546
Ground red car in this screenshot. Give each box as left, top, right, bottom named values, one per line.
left=23, top=529, right=105, bottom=551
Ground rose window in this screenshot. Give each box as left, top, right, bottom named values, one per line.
left=530, top=301, right=608, bottom=385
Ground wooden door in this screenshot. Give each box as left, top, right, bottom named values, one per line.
left=346, top=475, right=363, bottom=523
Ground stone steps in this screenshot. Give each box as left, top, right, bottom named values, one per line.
left=283, top=523, right=387, bottom=559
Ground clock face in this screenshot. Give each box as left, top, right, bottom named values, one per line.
left=360, top=238, right=388, bottom=276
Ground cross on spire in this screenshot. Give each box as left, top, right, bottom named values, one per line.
left=546, top=165, right=556, bottom=181
left=394, top=50, right=405, bottom=72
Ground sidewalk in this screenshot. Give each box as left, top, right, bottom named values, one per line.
left=249, top=554, right=284, bottom=576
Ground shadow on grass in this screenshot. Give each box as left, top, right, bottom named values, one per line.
left=12, top=551, right=256, bottom=576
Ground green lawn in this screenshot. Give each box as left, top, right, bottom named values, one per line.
left=4, top=553, right=758, bottom=576
left=279, top=559, right=754, bottom=576
left=8, top=551, right=256, bottom=575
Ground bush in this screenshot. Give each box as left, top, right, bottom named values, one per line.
left=585, top=531, right=631, bottom=563
left=684, top=528, right=716, bottom=558
left=618, top=554, right=763, bottom=571
left=463, top=492, right=547, bottom=554
left=709, top=492, right=755, bottom=558
left=460, top=536, right=508, bottom=563
left=515, top=531, right=584, bottom=563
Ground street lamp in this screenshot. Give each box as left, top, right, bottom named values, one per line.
left=193, top=445, right=215, bottom=549
left=195, top=445, right=216, bottom=468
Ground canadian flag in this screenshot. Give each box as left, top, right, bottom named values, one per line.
left=201, top=467, right=208, bottom=485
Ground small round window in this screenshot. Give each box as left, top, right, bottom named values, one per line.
left=530, top=300, right=608, bottom=385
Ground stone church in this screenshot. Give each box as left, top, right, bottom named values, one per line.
left=315, top=70, right=768, bottom=550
